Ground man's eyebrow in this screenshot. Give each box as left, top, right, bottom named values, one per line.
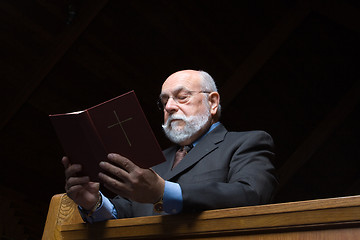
left=159, top=86, right=186, bottom=98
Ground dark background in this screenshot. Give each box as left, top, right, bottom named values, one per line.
left=1, top=1, right=359, bottom=239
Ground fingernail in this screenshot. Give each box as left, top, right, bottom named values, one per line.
left=108, top=153, right=119, bottom=159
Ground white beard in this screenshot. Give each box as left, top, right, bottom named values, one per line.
left=162, top=111, right=211, bottom=144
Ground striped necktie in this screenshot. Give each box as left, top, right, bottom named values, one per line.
left=172, top=145, right=192, bottom=169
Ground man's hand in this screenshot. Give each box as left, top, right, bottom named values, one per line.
left=62, top=156, right=100, bottom=210
left=99, top=153, right=165, bottom=204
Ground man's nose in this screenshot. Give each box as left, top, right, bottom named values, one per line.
left=165, top=97, right=179, bottom=113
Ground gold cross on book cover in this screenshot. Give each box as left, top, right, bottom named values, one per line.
left=49, top=91, right=165, bottom=182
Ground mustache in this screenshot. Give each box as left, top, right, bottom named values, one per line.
left=162, top=114, right=187, bottom=128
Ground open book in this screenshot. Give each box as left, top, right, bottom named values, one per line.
left=50, top=91, right=165, bottom=181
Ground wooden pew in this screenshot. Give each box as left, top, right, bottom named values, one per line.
left=43, top=194, right=360, bottom=239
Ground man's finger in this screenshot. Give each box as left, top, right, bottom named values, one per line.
left=107, top=153, right=137, bottom=172
left=66, top=176, right=90, bottom=190
left=98, top=172, right=130, bottom=195
left=99, top=161, right=129, bottom=180
left=62, top=156, right=70, bottom=169
left=64, top=164, right=82, bottom=180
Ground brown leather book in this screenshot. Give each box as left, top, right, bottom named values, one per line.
left=49, top=91, right=165, bottom=182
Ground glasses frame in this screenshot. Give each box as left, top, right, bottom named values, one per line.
left=157, top=90, right=211, bottom=111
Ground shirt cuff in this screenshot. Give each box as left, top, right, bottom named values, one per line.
left=78, top=192, right=117, bottom=223
left=163, top=181, right=183, bottom=214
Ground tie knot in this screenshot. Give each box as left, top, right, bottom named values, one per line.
left=183, top=144, right=193, bottom=153
left=172, top=144, right=193, bottom=169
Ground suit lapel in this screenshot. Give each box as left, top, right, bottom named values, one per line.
left=163, top=124, right=227, bottom=181
left=153, top=146, right=177, bottom=177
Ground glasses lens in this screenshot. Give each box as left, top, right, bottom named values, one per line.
left=157, top=91, right=209, bottom=111
left=157, top=99, right=164, bottom=110
left=175, top=93, right=191, bottom=104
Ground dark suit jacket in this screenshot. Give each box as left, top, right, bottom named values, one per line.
left=111, top=123, right=278, bottom=218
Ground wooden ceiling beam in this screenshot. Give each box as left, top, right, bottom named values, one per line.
left=316, top=0, right=360, bottom=33
left=0, top=0, right=109, bottom=130
left=163, top=1, right=235, bottom=70
left=125, top=2, right=204, bottom=72
left=220, top=2, right=312, bottom=107
left=277, top=0, right=360, bottom=189
left=0, top=1, right=52, bottom=40
left=278, top=80, right=360, bottom=189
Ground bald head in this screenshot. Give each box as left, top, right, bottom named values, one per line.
left=163, top=70, right=218, bottom=93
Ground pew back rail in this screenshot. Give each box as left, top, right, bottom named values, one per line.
left=43, top=194, right=360, bottom=239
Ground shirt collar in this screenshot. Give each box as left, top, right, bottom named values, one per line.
left=192, top=122, right=221, bottom=147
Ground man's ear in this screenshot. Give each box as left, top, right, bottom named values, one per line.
left=208, top=92, right=220, bottom=116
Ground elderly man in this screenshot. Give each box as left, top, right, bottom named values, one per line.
left=63, top=70, right=278, bottom=222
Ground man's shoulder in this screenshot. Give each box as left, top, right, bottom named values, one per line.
left=224, top=129, right=274, bottom=147
left=227, top=129, right=272, bottom=138
left=197, top=123, right=273, bottom=146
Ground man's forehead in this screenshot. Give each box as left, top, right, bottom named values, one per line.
left=160, top=86, right=187, bottom=96
left=161, top=71, right=201, bottom=94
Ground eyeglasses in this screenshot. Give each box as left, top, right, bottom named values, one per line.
left=157, top=90, right=211, bottom=111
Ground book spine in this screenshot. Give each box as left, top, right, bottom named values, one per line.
left=84, top=110, right=109, bottom=154
left=76, top=111, right=108, bottom=181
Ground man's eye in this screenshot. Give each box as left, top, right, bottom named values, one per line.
left=177, top=95, right=189, bottom=102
